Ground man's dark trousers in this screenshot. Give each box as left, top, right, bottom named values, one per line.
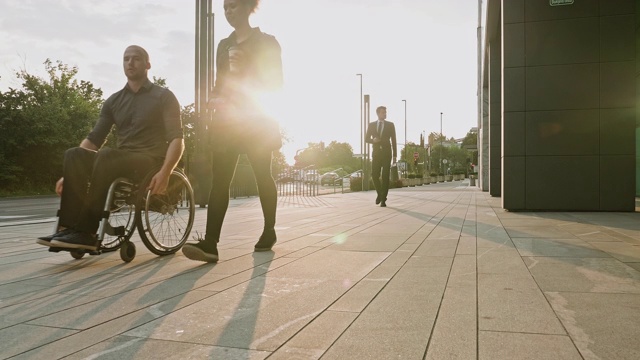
left=59, top=147, right=158, bottom=234
left=371, top=149, right=392, bottom=203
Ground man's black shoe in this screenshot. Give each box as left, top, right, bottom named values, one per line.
left=37, top=228, right=73, bottom=246
left=50, top=231, right=98, bottom=251
left=255, top=228, right=277, bottom=252
left=182, top=241, right=219, bottom=263
left=375, top=195, right=381, bottom=205
left=380, top=201, right=387, bottom=207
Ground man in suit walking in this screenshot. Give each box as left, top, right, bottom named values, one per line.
left=365, top=106, right=397, bottom=207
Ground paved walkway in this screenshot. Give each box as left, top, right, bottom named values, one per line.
left=1, top=180, right=639, bottom=359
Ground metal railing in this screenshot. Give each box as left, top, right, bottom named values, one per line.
left=274, top=165, right=319, bottom=196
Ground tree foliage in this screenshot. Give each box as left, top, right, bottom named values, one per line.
left=0, top=59, right=103, bottom=193
left=296, top=141, right=358, bottom=173
left=422, top=130, right=477, bottom=176
left=461, top=130, right=478, bottom=149
left=461, top=129, right=479, bottom=168
left=427, top=144, right=472, bottom=175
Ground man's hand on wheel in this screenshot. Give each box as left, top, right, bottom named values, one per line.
left=147, top=171, right=170, bottom=195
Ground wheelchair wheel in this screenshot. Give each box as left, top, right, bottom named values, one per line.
left=120, top=241, right=136, bottom=262
left=136, top=169, right=195, bottom=255
left=101, top=180, right=137, bottom=252
left=70, top=250, right=85, bottom=260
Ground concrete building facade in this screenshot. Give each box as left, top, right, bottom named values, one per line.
left=479, top=0, right=638, bottom=211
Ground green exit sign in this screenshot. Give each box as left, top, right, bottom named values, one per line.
left=550, top=0, right=574, bottom=5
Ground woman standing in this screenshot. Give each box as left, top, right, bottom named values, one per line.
left=182, top=0, right=283, bottom=263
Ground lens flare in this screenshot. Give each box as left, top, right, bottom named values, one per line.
left=333, top=234, right=348, bottom=245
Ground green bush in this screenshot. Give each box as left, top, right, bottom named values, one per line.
left=350, top=178, right=362, bottom=192
left=349, top=177, right=375, bottom=192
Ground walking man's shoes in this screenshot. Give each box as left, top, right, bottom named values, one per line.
left=182, top=242, right=219, bottom=263
left=254, top=228, right=277, bottom=252
left=50, top=231, right=98, bottom=251
left=375, top=195, right=381, bottom=205
left=380, top=201, right=387, bottom=207
left=36, top=228, right=73, bottom=246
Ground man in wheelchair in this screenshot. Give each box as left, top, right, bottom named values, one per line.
left=36, top=45, right=184, bottom=252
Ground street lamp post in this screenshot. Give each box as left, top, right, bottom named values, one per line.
left=402, top=99, right=407, bottom=176
left=440, top=112, right=443, bottom=176
left=356, top=74, right=367, bottom=189
left=420, top=130, right=427, bottom=177
left=356, top=74, right=363, bottom=160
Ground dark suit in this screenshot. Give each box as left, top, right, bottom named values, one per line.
left=365, top=120, right=397, bottom=203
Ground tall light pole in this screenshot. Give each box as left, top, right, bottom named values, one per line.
left=356, top=74, right=363, bottom=159
left=402, top=99, right=407, bottom=173
left=356, top=74, right=364, bottom=185
left=440, top=112, right=443, bottom=175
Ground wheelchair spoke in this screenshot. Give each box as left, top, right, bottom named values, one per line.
left=137, top=170, right=194, bottom=255
left=99, top=179, right=136, bottom=252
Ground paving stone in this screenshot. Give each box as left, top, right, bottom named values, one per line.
left=479, top=331, right=582, bottom=360
left=588, top=241, right=640, bottom=262
left=268, top=311, right=358, bottom=360
left=547, top=292, right=640, bottom=360
left=123, top=277, right=347, bottom=351
left=512, top=238, right=611, bottom=258
left=505, top=226, right=577, bottom=239
left=524, top=257, right=640, bottom=293
left=321, top=261, right=449, bottom=359
left=414, top=238, right=458, bottom=257
left=12, top=291, right=214, bottom=359
left=456, top=236, right=476, bottom=255
left=478, top=273, right=565, bottom=334
left=327, top=233, right=406, bottom=252
left=0, top=324, right=78, bottom=359
left=425, top=255, right=477, bottom=360
left=63, top=335, right=272, bottom=360
left=329, top=278, right=387, bottom=313
left=477, top=248, right=530, bottom=276
left=500, top=218, right=569, bottom=227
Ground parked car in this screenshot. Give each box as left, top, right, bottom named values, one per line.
left=320, top=172, right=342, bottom=186
left=349, top=170, right=363, bottom=180
left=304, top=170, right=319, bottom=184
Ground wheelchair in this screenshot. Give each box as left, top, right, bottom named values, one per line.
left=50, top=167, right=195, bottom=262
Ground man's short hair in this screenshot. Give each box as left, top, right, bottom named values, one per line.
left=376, top=106, right=386, bottom=113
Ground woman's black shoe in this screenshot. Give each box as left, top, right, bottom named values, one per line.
left=254, top=229, right=277, bottom=252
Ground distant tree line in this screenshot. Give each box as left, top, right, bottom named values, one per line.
left=294, top=130, right=478, bottom=178
left=293, top=141, right=360, bottom=176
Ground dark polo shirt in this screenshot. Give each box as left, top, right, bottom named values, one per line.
left=87, top=80, right=183, bottom=159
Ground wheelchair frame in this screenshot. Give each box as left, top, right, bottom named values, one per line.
left=50, top=168, right=195, bottom=262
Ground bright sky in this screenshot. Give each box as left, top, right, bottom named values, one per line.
left=0, top=0, right=481, bottom=163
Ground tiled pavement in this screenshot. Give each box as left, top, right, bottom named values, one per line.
left=1, top=180, right=639, bottom=359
